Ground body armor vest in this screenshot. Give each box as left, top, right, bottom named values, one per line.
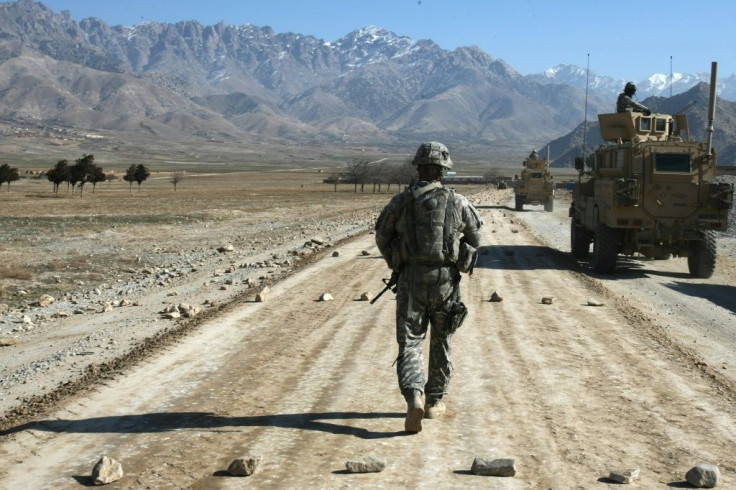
left=399, top=185, right=461, bottom=265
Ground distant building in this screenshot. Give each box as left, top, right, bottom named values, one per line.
left=322, top=176, right=357, bottom=184
left=442, top=175, right=486, bottom=184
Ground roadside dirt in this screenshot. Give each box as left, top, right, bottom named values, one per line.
left=1, top=185, right=735, bottom=488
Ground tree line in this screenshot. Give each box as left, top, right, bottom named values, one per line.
left=46, top=155, right=150, bottom=195
left=328, top=158, right=418, bottom=193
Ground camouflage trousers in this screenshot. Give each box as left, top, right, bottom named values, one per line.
left=395, top=264, right=459, bottom=402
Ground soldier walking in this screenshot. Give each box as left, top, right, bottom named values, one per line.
left=375, top=141, right=482, bottom=433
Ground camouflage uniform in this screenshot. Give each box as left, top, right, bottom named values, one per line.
left=375, top=144, right=482, bottom=411
left=617, top=82, right=651, bottom=114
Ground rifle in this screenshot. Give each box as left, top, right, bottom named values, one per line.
left=370, top=270, right=399, bottom=304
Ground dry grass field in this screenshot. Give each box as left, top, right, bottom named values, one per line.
left=0, top=168, right=408, bottom=308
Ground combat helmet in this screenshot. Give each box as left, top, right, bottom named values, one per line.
left=412, top=141, right=453, bottom=169
left=624, top=82, right=636, bottom=95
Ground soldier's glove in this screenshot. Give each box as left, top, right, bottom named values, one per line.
left=457, top=241, right=477, bottom=274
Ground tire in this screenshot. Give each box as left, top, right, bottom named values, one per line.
left=687, top=230, right=717, bottom=278
left=515, top=194, right=523, bottom=211
left=592, top=224, right=619, bottom=274
left=544, top=196, right=554, bottom=212
left=570, top=220, right=591, bottom=258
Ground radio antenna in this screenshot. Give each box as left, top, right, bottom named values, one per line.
left=706, top=61, right=718, bottom=156
left=669, top=55, right=673, bottom=114
left=582, top=53, right=590, bottom=165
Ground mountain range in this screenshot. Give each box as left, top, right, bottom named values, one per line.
left=1, top=0, right=734, bottom=166
left=531, top=64, right=736, bottom=105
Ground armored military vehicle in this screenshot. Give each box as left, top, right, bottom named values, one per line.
left=514, top=152, right=555, bottom=212
left=569, top=62, right=733, bottom=277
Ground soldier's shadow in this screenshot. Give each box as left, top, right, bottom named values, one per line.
left=0, top=411, right=406, bottom=440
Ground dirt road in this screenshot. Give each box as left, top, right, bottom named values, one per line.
left=1, top=189, right=735, bottom=488
left=512, top=191, right=736, bottom=388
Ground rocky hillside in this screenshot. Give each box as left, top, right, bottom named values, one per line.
left=0, top=0, right=596, bottom=156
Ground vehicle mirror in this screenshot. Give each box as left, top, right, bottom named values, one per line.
left=574, top=156, right=584, bottom=171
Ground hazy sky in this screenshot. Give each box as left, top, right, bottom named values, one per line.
left=40, top=0, right=732, bottom=81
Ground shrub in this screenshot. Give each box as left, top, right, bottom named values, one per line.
left=0, top=265, right=34, bottom=280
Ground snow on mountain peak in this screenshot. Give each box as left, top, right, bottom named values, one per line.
left=535, top=64, right=727, bottom=100
left=332, top=25, right=419, bottom=67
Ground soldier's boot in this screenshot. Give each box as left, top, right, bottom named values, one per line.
left=404, top=391, right=424, bottom=433
left=424, top=398, right=446, bottom=419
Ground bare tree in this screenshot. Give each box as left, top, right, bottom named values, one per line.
left=170, top=171, right=186, bottom=191
left=327, top=168, right=343, bottom=192
left=348, top=159, right=370, bottom=193
left=367, top=162, right=386, bottom=193
left=389, top=158, right=417, bottom=190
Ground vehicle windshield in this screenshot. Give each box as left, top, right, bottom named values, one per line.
left=654, top=153, right=691, bottom=173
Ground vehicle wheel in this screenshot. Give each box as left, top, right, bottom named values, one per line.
left=592, top=224, right=619, bottom=274
left=544, top=196, right=554, bottom=212
left=687, top=230, right=717, bottom=278
left=570, top=220, right=591, bottom=258
left=515, top=194, right=523, bottom=211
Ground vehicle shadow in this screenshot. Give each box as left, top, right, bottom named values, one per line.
left=666, top=281, right=736, bottom=313
left=474, top=244, right=572, bottom=271
left=578, top=257, right=692, bottom=281
left=585, top=258, right=654, bottom=279
left=631, top=267, right=692, bottom=280
left=0, top=411, right=406, bottom=440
